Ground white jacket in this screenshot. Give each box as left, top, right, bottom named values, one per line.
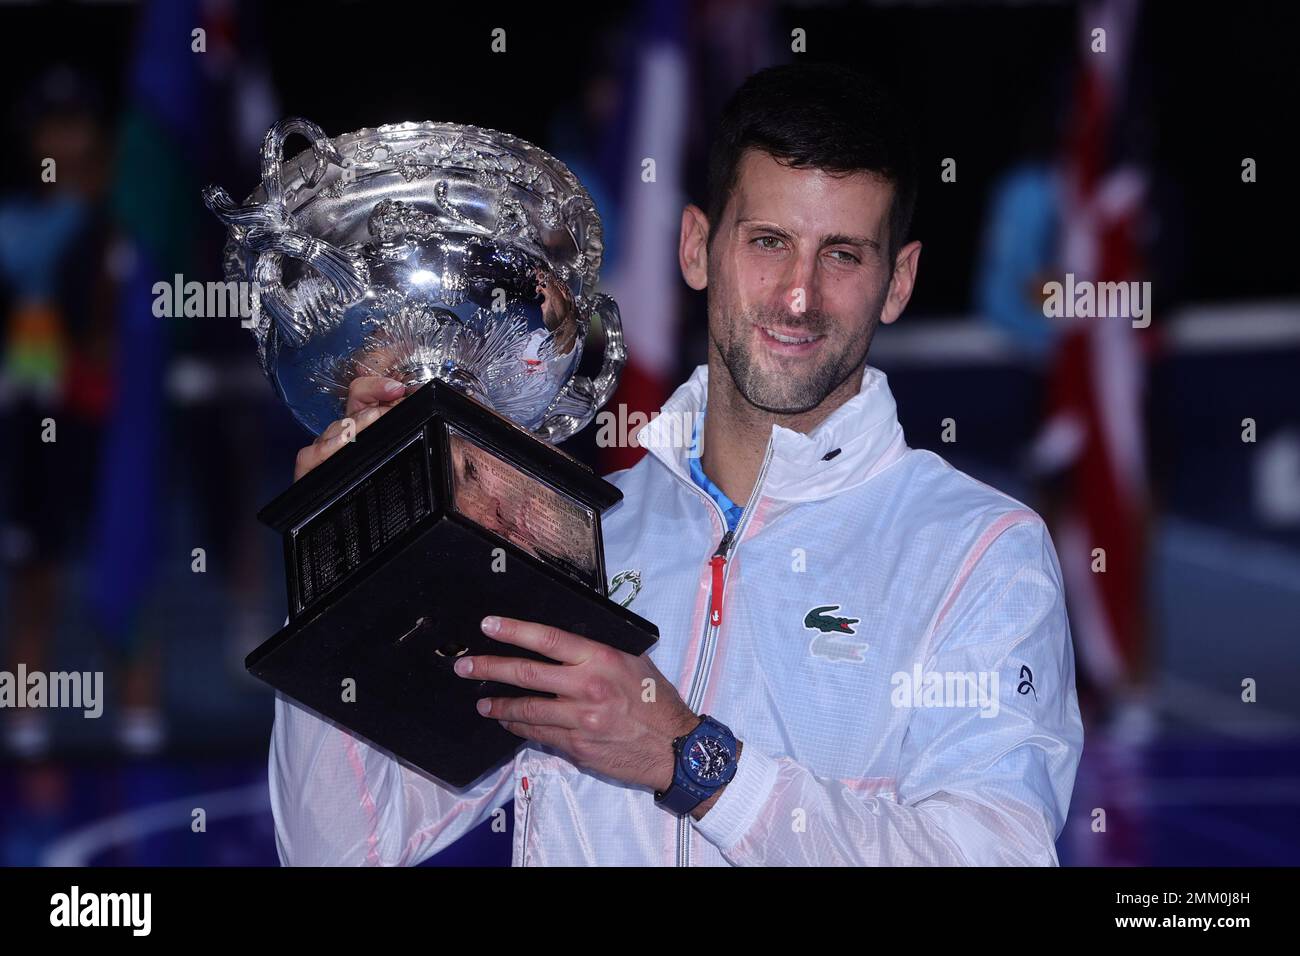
left=268, top=363, right=1085, bottom=866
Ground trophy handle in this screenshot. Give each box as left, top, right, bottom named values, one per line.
left=202, top=117, right=368, bottom=348
left=533, top=293, right=626, bottom=443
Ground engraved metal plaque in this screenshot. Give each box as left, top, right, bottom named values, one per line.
left=445, top=424, right=601, bottom=592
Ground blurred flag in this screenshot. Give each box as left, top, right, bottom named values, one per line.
left=1036, top=0, right=1154, bottom=701
left=596, top=0, right=691, bottom=473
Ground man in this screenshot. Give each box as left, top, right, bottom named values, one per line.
left=271, top=62, right=1084, bottom=866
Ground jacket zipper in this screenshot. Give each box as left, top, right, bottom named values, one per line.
left=674, top=442, right=776, bottom=867
left=519, top=775, right=534, bottom=866
left=708, top=534, right=730, bottom=627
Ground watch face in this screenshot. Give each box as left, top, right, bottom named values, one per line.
left=685, top=735, right=732, bottom=783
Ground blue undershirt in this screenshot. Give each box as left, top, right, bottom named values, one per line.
left=687, top=409, right=744, bottom=533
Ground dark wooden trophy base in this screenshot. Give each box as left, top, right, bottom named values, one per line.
left=248, top=379, right=658, bottom=788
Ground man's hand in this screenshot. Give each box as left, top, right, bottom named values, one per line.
left=454, top=615, right=701, bottom=793
left=292, top=375, right=412, bottom=481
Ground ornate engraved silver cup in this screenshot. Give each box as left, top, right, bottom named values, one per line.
left=201, top=119, right=655, bottom=787
left=202, top=116, right=624, bottom=440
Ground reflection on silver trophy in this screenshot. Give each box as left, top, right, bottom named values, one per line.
left=202, top=117, right=625, bottom=440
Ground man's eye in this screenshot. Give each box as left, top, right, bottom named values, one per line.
left=752, top=235, right=783, bottom=250
left=829, top=250, right=861, bottom=264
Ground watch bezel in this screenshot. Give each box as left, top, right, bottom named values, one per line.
left=655, top=715, right=738, bottom=811
left=681, top=734, right=734, bottom=785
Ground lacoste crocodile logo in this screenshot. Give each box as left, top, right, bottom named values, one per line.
left=803, top=605, right=860, bottom=634
left=804, top=604, right=869, bottom=663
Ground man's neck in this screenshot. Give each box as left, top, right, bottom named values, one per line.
left=699, top=351, right=865, bottom=508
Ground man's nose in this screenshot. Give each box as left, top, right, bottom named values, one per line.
left=778, top=251, right=824, bottom=318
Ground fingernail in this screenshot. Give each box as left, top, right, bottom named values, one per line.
left=384, top=379, right=404, bottom=394
left=454, top=657, right=473, bottom=676
left=481, top=615, right=500, bottom=635
left=476, top=698, right=492, bottom=715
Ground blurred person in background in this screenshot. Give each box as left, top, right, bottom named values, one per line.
left=0, top=67, right=119, bottom=757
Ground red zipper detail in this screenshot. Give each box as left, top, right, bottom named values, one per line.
left=520, top=775, right=533, bottom=867
left=709, top=554, right=726, bottom=626
left=708, top=529, right=734, bottom=627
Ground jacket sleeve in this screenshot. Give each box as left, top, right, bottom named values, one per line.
left=267, top=618, right=516, bottom=866
left=691, top=518, right=1085, bottom=866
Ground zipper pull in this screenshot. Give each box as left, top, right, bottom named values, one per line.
left=709, top=530, right=734, bottom=627
left=519, top=775, right=534, bottom=867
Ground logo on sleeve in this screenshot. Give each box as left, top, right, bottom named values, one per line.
left=1017, top=664, right=1037, bottom=700
left=804, top=604, right=869, bottom=662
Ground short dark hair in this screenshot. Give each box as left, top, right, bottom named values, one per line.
left=706, top=62, right=917, bottom=263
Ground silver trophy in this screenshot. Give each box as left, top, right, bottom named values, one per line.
left=202, top=116, right=625, bottom=440
left=202, top=119, right=656, bottom=787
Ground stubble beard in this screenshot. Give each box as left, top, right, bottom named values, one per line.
left=710, top=302, right=881, bottom=415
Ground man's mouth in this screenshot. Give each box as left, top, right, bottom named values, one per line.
left=755, top=324, right=825, bottom=352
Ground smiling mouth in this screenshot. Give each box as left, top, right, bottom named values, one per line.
left=756, top=324, right=825, bottom=349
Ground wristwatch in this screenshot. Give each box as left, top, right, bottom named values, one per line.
left=654, top=714, right=739, bottom=815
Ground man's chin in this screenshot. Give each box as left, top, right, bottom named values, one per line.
left=737, top=378, right=827, bottom=415
left=718, top=342, right=839, bottom=413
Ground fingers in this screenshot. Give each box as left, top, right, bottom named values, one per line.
left=480, top=616, right=593, bottom=665
left=291, top=402, right=396, bottom=481
left=496, top=720, right=566, bottom=748
left=345, top=375, right=408, bottom=419
left=350, top=403, right=391, bottom=435
left=453, top=653, right=576, bottom=697
left=295, top=430, right=342, bottom=481
left=478, top=694, right=578, bottom=730
left=294, top=375, right=414, bottom=480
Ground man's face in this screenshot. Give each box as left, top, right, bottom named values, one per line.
left=696, top=149, right=907, bottom=415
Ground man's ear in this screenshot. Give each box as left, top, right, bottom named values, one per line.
left=679, top=204, right=709, bottom=291
left=880, top=239, right=922, bottom=325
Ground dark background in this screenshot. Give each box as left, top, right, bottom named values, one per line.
left=1, top=0, right=1297, bottom=867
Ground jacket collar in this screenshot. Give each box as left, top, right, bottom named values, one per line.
left=638, top=362, right=909, bottom=504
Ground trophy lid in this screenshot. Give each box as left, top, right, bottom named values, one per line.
left=206, top=117, right=626, bottom=441
left=222, top=120, right=605, bottom=298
